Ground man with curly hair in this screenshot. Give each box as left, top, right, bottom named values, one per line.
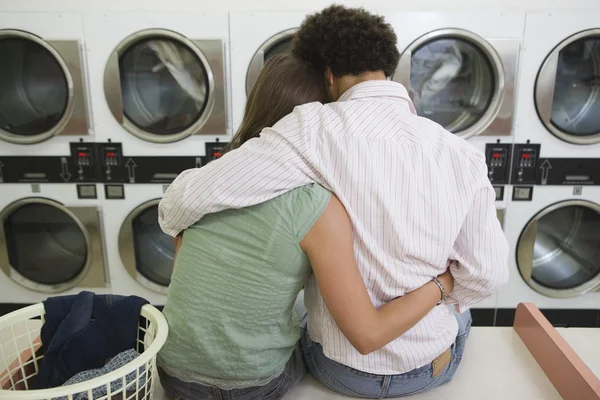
left=159, top=5, right=508, bottom=398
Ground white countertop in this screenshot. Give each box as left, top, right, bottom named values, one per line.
left=5, top=321, right=597, bottom=399
left=557, top=327, right=600, bottom=377
left=153, top=327, right=599, bottom=400
left=285, top=327, right=562, bottom=400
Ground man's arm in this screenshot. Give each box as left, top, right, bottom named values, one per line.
left=446, top=165, right=509, bottom=313
left=159, top=104, right=323, bottom=237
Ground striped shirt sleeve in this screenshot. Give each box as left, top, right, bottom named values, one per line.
left=158, top=105, right=323, bottom=237
left=446, top=162, right=510, bottom=313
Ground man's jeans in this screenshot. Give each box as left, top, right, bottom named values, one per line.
left=158, top=345, right=306, bottom=400
left=300, top=308, right=472, bottom=398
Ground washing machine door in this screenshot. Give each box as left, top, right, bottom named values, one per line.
left=0, top=30, right=74, bottom=144
left=246, top=28, right=297, bottom=94
left=396, top=29, right=505, bottom=139
left=104, top=29, right=217, bottom=143
left=0, top=198, right=104, bottom=293
left=516, top=200, right=600, bottom=298
left=119, top=199, right=175, bottom=293
left=535, top=29, right=600, bottom=144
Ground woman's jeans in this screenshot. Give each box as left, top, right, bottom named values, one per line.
left=158, top=346, right=306, bottom=400
left=300, top=308, right=473, bottom=398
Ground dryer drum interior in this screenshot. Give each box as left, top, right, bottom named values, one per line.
left=408, top=34, right=498, bottom=135
left=0, top=200, right=89, bottom=290
left=517, top=201, right=600, bottom=297
left=105, top=29, right=217, bottom=143
left=246, top=28, right=297, bottom=95
left=119, top=200, right=175, bottom=290
left=536, top=31, right=600, bottom=143
left=120, top=37, right=209, bottom=135
left=0, top=31, right=69, bottom=142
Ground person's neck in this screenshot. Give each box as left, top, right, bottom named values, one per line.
left=336, top=71, right=387, bottom=98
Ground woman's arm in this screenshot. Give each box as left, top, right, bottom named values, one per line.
left=300, top=195, right=453, bottom=356
left=172, top=235, right=184, bottom=273
left=174, top=235, right=183, bottom=255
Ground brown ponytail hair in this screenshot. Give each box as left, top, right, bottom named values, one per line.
left=226, top=53, right=328, bottom=151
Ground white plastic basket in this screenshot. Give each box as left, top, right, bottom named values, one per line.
left=0, top=303, right=168, bottom=400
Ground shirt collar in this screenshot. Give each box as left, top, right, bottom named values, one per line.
left=337, top=80, right=417, bottom=114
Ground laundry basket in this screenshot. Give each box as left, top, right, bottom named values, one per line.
left=0, top=303, right=168, bottom=400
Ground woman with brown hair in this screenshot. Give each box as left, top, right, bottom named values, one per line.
left=157, top=53, right=454, bottom=400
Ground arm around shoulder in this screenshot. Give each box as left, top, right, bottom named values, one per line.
left=158, top=108, right=321, bottom=237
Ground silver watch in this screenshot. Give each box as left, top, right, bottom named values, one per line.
left=432, top=277, right=446, bottom=305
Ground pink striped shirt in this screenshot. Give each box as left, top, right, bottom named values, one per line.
left=158, top=80, right=509, bottom=374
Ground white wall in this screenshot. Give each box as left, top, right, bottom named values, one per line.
left=0, top=0, right=599, bottom=13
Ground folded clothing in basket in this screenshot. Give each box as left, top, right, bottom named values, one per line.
left=54, top=349, right=147, bottom=400
left=35, top=291, right=148, bottom=389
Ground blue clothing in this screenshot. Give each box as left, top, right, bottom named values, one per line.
left=159, top=345, right=306, bottom=400
left=300, top=308, right=472, bottom=398
left=35, top=291, right=148, bottom=389
left=56, top=349, right=146, bottom=400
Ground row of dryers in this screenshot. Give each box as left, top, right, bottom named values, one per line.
left=0, top=12, right=598, bottom=154
left=0, top=11, right=599, bottom=319
left=0, top=13, right=228, bottom=155
left=0, top=182, right=183, bottom=307
left=1, top=182, right=599, bottom=312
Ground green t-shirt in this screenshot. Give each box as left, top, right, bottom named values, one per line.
left=158, top=184, right=330, bottom=388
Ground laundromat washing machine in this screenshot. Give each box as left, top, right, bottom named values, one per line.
left=0, top=13, right=92, bottom=157
left=496, top=12, right=600, bottom=327
left=498, top=186, right=600, bottom=325
left=83, top=11, right=230, bottom=155
left=513, top=12, right=600, bottom=161
left=101, top=184, right=174, bottom=305
left=388, top=12, right=523, bottom=154
left=0, top=184, right=109, bottom=306
left=229, top=11, right=312, bottom=131
left=0, top=13, right=101, bottom=311
left=81, top=12, right=231, bottom=303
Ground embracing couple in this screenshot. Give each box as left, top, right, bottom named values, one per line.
left=157, top=5, right=509, bottom=400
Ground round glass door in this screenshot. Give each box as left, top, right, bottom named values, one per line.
left=0, top=31, right=70, bottom=144
left=401, top=30, right=504, bottom=139
left=1, top=199, right=88, bottom=292
left=105, top=30, right=214, bottom=143
left=124, top=202, right=175, bottom=289
left=517, top=201, right=600, bottom=298
left=536, top=31, right=600, bottom=144
left=246, top=29, right=297, bottom=94
left=263, top=36, right=294, bottom=63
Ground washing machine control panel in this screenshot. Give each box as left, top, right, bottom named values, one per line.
left=101, top=146, right=121, bottom=168
left=70, top=143, right=98, bottom=182
left=95, top=141, right=228, bottom=184
left=206, top=141, right=226, bottom=161
left=0, top=143, right=98, bottom=183
left=485, top=143, right=512, bottom=184
left=509, top=143, right=600, bottom=186
left=97, top=143, right=123, bottom=182
left=511, top=144, right=541, bottom=185
left=0, top=141, right=231, bottom=185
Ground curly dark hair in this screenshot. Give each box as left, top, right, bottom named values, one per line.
left=292, top=5, right=400, bottom=78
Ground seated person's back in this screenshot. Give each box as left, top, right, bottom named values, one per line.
left=159, top=184, right=328, bottom=385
